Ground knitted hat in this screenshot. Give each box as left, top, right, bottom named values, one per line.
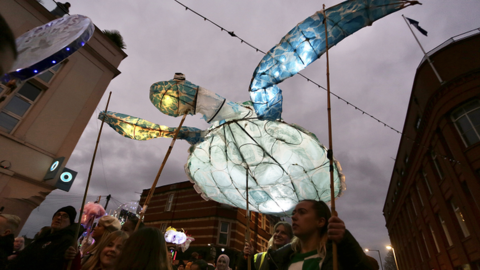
left=53, top=206, right=76, bottom=225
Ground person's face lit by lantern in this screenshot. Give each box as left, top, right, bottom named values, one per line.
left=291, top=201, right=326, bottom=239
left=13, top=237, right=25, bottom=251
left=273, top=224, right=291, bottom=247
left=99, top=237, right=123, bottom=269
left=92, top=223, right=105, bottom=240
left=217, top=256, right=228, bottom=270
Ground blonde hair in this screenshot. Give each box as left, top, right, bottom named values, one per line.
left=82, top=230, right=128, bottom=270
left=267, top=221, right=295, bottom=251
left=290, top=200, right=331, bottom=259
left=83, top=216, right=121, bottom=255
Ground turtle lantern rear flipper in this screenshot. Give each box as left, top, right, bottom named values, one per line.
left=98, top=111, right=205, bottom=145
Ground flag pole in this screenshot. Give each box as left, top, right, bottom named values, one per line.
left=135, top=113, right=188, bottom=231
left=67, top=91, right=112, bottom=270
left=323, top=5, right=338, bottom=270
left=402, top=15, right=444, bottom=84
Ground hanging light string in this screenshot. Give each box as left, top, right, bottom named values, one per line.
left=173, top=0, right=461, bottom=165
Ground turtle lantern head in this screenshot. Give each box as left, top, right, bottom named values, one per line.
left=150, top=73, right=199, bottom=117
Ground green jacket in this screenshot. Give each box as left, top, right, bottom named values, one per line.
left=268, top=230, right=373, bottom=270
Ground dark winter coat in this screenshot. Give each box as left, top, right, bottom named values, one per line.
left=266, top=230, right=373, bottom=270
left=0, top=234, right=14, bottom=270
left=8, top=224, right=77, bottom=270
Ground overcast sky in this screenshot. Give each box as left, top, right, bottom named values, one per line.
left=21, top=0, right=480, bottom=257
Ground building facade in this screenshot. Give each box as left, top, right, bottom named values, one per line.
left=0, top=0, right=126, bottom=230
left=383, top=30, right=480, bottom=270
left=140, top=181, right=280, bottom=266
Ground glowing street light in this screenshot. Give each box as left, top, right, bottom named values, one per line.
left=364, top=248, right=384, bottom=270
left=386, top=245, right=399, bottom=270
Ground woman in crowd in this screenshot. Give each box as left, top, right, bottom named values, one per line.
left=268, top=200, right=372, bottom=270
left=81, top=230, right=128, bottom=270
left=240, top=221, right=294, bottom=270
left=82, top=216, right=121, bottom=263
left=215, top=254, right=231, bottom=270
left=116, top=227, right=172, bottom=270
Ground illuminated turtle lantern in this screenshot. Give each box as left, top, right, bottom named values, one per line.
left=101, top=73, right=345, bottom=217
left=100, top=0, right=418, bottom=216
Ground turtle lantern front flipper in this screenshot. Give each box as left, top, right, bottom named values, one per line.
left=248, top=0, right=420, bottom=120
left=150, top=73, right=253, bottom=124
left=98, top=111, right=205, bottom=145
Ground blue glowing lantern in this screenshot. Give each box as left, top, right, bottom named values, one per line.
left=249, top=0, right=419, bottom=120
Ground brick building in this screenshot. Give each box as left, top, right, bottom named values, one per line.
left=383, top=30, right=480, bottom=270
left=140, top=181, right=281, bottom=266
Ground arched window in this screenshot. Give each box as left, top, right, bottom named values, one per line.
left=451, top=100, right=480, bottom=147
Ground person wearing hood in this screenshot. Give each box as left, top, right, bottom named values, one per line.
left=8, top=206, right=79, bottom=270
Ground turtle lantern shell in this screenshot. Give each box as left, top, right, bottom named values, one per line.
left=185, top=117, right=346, bottom=217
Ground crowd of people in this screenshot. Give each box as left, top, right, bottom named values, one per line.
left=0, top=199, right=381, bottom=270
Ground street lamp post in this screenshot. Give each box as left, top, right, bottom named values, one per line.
left=386, top=245, right=399, bottom=270
left=364, top=248, right=384, bottom=270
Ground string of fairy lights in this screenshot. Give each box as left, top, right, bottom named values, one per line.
left=173, top=0, right=461, bottom=165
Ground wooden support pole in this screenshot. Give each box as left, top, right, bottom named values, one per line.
left=135, top=113, right=188, bottom=231
left=323, top=5, right=338, bottom=270
left=67, top=91, right=112, bottom=270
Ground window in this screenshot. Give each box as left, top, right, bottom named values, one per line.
left=165, top=193, right=174, bottom=212
left=259, top=238, right=268, bottom=251
left=0, top=63, right=63, bottom=133
left=451, top=199, right=470, bottom=237
left=429, top=225, right=440, bottom=253
left=416, top=238, right=424, bottom=262
left=36, top=63, right=62, bottom=83
left=218, top=221, right=230, bottom=245
left=0, top=81, right=43, bottom=133
left=416, top=185, right=424, bottom=207
left=451, top=100, right=480, bottom=147
left=422, top=171, right=433, bottom=195
left=421, top=232, right=431, bottom=258
left=439, top=214, right=453, bottom=246
left=411, top=196, right=417, bottom=216
left=265, top=218, right=271, bottom=234
left=416, top=116, right=422, bottom=129
left=406, top=205, right=413, bottom=223
left=431, top=152, right=444, bottom=179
